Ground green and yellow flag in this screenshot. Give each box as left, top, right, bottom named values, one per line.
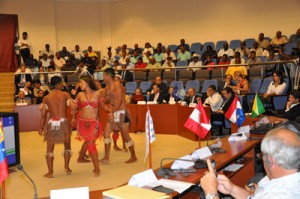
left=252, top=93, right=265, bottom=118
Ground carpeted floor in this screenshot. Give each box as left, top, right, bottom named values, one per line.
left=4, top=131, right=202, bottom=199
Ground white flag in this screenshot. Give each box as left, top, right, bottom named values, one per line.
left=145, top=109, right=156, bottom=162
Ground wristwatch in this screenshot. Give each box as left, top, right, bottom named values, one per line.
left=205, top=193, right=218, bottom=199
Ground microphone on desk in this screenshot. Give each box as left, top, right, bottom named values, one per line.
left=17, top=165, right=38, bottom=199
left=206, top=135, right=228, bottom=154
left=157, top=158, right=197, bottom=177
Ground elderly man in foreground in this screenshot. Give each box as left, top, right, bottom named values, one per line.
left=200, top=121, right=300, bottom=199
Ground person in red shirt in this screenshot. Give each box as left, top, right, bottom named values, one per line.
left=135, top=57, right=147, bottom=69
left=131, top=88, right=146, bottom=104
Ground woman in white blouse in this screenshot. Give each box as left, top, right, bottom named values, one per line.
left=263, top=71, right=286, bottom=100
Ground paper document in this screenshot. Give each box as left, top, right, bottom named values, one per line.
left=171, top=155, right=194, bottom=169
left=191, top=146, right=212, bottom=160
left=228, top=132, right=248, bottom=142
left=128, top=169, right=158, bottom=187
left=147, top=179, right=194, bottom=194
left=103, top=185, right=169, bottom=199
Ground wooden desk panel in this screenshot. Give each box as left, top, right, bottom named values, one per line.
left=14, top=104, right=40, bottom=132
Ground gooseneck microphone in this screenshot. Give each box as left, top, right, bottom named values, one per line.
left=17, top=165, right=38, bottom=199
left=156, top=158, right=195, bottom=177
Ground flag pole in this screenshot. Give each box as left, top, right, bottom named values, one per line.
left=147, top=106, right=153, bottom=169
left=1, top=181, right=5, bottom=199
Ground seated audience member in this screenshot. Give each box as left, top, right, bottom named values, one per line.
left=130, top=50, right=139, bottom=64
left=71, top=45, right=84, bottom=60
left=119, top=50, right=128, bottom=65
left=146, top=57, right=162, bottom=70
left=203, top=85, right=223, bottom=112
left=131, top=43, right=143, bottom=55
left=220, top=74, right=236, bottom=90
left=124, top=57, right=135, bottom=70
left=15, top=91, right=31, bottom=105
left=217, top=42, right=234, bottom=59
left=230, top=51, right=245, bottom=65
left=262, top=45, right=273, bottom=57
left=203, top=55, right=215, bottom=70
left=81, top=51, right=94, bottom=69
left=265, top=50, right=279, bottom=75
left=113, top=60, right=122, bottom=70
left=39, top=44, right=54, bottom=59
left=162, top=56, right=175, bottom=71
left=226, top=57, right=248, bottom=77
left=40, top=53, right=51, bottom=70
left=156, top=42, right=166, bottom=53
left=117, top=44, right=129, bottom=56
left=200, top=121, right=300, bottom=199
left=176, top=38, right=190, bottom=52
left=183, top=88, right=200, bottom=105
left=119, top=63, right=133, bottom=83
left=135, top=57, right=147, bottom=69
left=288, top=28, right=300, bottom=44
left=68, top=54, right=80, bottom=69
left=35, top=89, right=45, bottom=104
left=247, top=50, right=262, bottom=69
left=59, top=46, right=71, bottom=60
left=15, top=63, right=32, bottom=92
left=218, top=54, right=230, bottom=69
left=21, top=81, right=34, bottom=98
left=143, top=50, right=151, bottom=64
left=103, top=49, right=114, bottom=67
left=257, top=32, right=270, bottom=49
left=177, top=45, right=191, bottom=61
left=164, top=86, right=180, bottom=104
left=143, top=42, right=154, bottom=55
left=270, top=31, right=288, bottom=47
left=188, top=54, right=202, bottom=71
left=33, top=80, right=43, bottom=97
left=201, top=45, right=218, bottom=62
left=234, top=41, right=249, bottom=57
left=250, top=41, right=264, bottom=56
left=87, top=46, right=98, bottom=60
left=148, top=84, right=165, bottom=104
left=163, top=48, right=177, bottom=61
left=36, top=65, right=48, bottom=85
left=98, top=59, right=110, bottom=71
left=25, top=54, right=38, bottom=68
left=154, top=47, right=164, bottom=64
left=263, top=71, right=286, bottom=101
left=131, top=88, right=146, bottom=104
left=216, top=87, right=235, bottom=114
left=232, top=72, right=250, bottom=94
left=147, top=76, right=168, bottom=94
left=270, top=90, right=300, bottom=122
left=53, top=52, right=66, bottom=71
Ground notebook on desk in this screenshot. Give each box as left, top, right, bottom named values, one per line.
left=102, top=185, right=170, bottom=199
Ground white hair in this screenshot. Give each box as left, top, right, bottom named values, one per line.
left=261, top=122, right=300, bottom=170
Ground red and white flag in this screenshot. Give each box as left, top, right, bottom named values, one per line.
left=184, top=100, right=211, bottom=139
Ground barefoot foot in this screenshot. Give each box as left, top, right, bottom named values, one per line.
left=125, top=157, right=137, bottom=163
left=43, top=172, right=53, bottom=178
left=123, top=147, right=128, bottom=152
left=113, top=145, right=122, bottom=151
left=77, top=158, right=91, bottom=163
left=99, top=158, right=109, bottom=164
left=93, top=169, right=100, bottom=177
left=65, top=168, right=72, bottom=175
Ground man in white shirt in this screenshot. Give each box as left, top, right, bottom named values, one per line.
left=39, top=44, right=54, bottom=59
left=53, top=52, right=66, bottom=71
left=249, top=42, right=264, bottom=57
left=40, top=54, right=51, bottom=70
left=18, top=32, right=31, bottom=63
left=188, top=54, right=202, bottom=71
left=218, top=42, right=234, bottom=59
left=203, top=85, right=223, bottom=112
left=200, top=121, right=300, bottom=199
left=71, top=45, right=84, bottom=60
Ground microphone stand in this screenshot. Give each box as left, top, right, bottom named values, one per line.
left=17, top=165, right=38, bottom=199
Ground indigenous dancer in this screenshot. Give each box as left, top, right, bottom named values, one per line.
left=74, top=76, right=109, bottom=176
left=39, top=76, right=75, bottom=178
left=99, top=68, right=137, bottom=164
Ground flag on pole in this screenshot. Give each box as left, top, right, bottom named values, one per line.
left=225, top=96, right=245, bottom=127
left=184, top=100, right=211, bottom=139
left=0, top=118, right=9, bottom=183
left=144, top=109, right=156, bottom=162
left=252, top=93, right=265, bottom=118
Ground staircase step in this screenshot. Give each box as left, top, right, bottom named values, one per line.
left=0, top=108, right=14, bottom=113
left=0, top=102, right=15, bottom=109
left=0, top=82, right=15, bottom=87
left=0, top=92, right=15, bottom=98
left=0, top=86, right=15, bottom=92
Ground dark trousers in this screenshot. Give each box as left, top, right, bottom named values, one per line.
left=20, top=48, right=30, bottom=63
